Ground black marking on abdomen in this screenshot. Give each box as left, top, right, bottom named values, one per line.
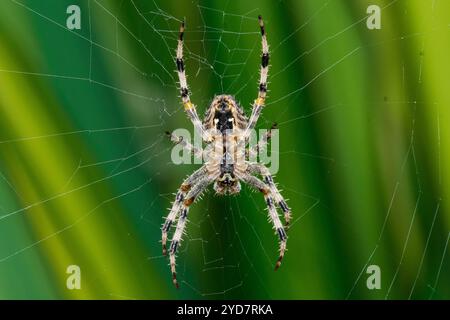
left=215, top=109, right=233, bottom=133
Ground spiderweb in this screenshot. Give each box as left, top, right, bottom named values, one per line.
left=0, top=0, right=448, bottom=299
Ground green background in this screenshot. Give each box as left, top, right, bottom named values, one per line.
left=0, top=0, right=449, bottom=299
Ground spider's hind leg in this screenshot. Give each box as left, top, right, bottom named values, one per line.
left=247, top=163, right=292, bottom=227
left=241, top=173, right=288, bottom=271
left=168, top=175, right=213, bottom=288
left=162, top=166, right=208, bottom=255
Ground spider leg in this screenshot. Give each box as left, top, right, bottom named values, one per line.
left=245, top=15, right=269, bottom=138
left=247, top=123, right=277, bottom=160
left=176, top=21, right=211, bottom=142
left=162, top=166, right=208, bottom=255
left=247, top=163, right=292, bottom=226
left=166, top=131, right=203, bottom=159
left=240, top=173, right=287, bottom=271
left=169, top=176, right=213, bottom=288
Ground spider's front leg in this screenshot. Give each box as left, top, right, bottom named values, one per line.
left=176, top=21, right=211, bottom=142
left=244, top=15, right=270, bottom=138
left=240, top=172, right=288, bottom=271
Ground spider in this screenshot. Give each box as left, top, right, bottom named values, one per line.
left=162, top=16, right=291, bottom=288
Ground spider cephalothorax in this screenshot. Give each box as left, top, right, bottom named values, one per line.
left=163, top=16, right=291, bottom=288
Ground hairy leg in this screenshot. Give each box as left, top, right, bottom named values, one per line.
left=240, top=173, right=287, bottom=270
left=176, top=21, right=211, bottom=142
left=161, top=166, right=208, bottom=255
left=246, top=163, right=292, bottom=226
left=169, top=176, right=213, bottom=288
left=166, top=130, right=203, bottom=160
left=245, top=15, right=270, bottom=138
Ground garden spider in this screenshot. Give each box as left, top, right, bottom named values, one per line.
left=162, top=16, right=291, bottom=288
